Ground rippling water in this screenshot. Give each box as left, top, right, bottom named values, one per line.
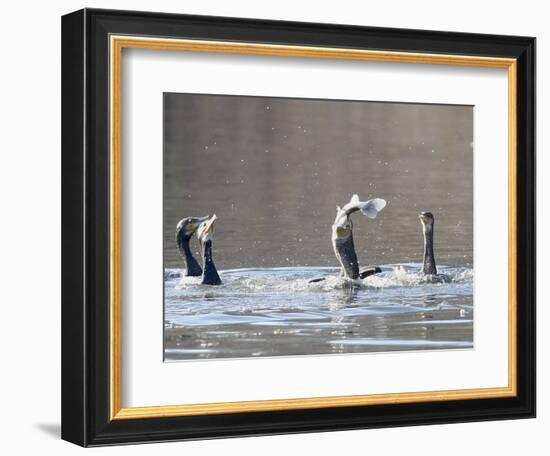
left=164, top=265, right=473, bottom=360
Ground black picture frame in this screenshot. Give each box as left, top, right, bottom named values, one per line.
left=62, top=8, right=535, bottom=447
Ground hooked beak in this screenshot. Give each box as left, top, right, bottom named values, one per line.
left=198, top=214, right=217, bottom=240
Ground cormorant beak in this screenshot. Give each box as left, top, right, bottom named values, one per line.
left=198, top=214, right=217, bottom=241
left=196, top=215, right=211, bottom=226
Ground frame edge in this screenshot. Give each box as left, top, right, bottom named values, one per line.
left=61, top=8, right=88, bottom=448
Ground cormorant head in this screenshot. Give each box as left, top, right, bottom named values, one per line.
left=197, top=214, right=218, bottom=244
left=176, top=215, right=210, bottom=241
left=419, top=211, right=435, bottom=226
left=332, top=206, right=353, bottom=239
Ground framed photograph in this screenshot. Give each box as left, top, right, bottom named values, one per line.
left=62, top=8, right=535, bottom=447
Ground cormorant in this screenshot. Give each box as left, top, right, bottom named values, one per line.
left=309, top=194, right=386, bottom=283
left=196, top=214, right=223, bottom=285
left=418, top=211, right=451, bottom=283
left=333, top=194, right=386, bottom=279
left=175, top=216, right=210, bottom=276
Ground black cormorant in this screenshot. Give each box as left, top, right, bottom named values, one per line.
left=418, top=211, right=451, bottom=283
left=332, top=194, right=386, bottom=279
left=175, top=215, right=210, bottom=277
left=196, top=214, right=222, bottom=285
left=309, top=194, right=386, bottom=283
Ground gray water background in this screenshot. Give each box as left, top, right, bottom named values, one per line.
left=164, top=94, right=473, bottom=269
left=163, top=94, right=473, bottom=360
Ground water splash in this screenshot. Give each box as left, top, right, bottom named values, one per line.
left=165, top=264, right=473, bottom=292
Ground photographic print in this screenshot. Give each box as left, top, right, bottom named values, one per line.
left=163, top=93, right=474, bottom=361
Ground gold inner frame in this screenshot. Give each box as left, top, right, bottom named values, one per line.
left=109, top=35, right=518, bottom=420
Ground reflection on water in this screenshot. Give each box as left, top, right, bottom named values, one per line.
left=163, top=94, right=473, bottom=360
left=164, top=265, right=473, bottom=360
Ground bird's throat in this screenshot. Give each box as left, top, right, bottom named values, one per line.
left=201, top=240, right=222, bottom=285
left=181, top=239, right=202, bottom=276
left=333, top=232, right=360, bottom=279
left=422, top=227, right=437, bottom=275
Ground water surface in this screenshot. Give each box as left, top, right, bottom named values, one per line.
left=164, top=94, right=473, bottom=269
left=165, top=265, right=473, bottom=360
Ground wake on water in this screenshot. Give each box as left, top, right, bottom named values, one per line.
left=165, top=264, right=473, bottom=292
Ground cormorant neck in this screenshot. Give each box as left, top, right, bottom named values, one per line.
left=422, top=225, right=437, bottom=275
left=201, top=239, right=222, bottom=285
left=332, top=228, right=359, bottom=279
left=178, top=236, right=202, bottom=277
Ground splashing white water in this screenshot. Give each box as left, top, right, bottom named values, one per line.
left=165, top=264, right=473, bottom=293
